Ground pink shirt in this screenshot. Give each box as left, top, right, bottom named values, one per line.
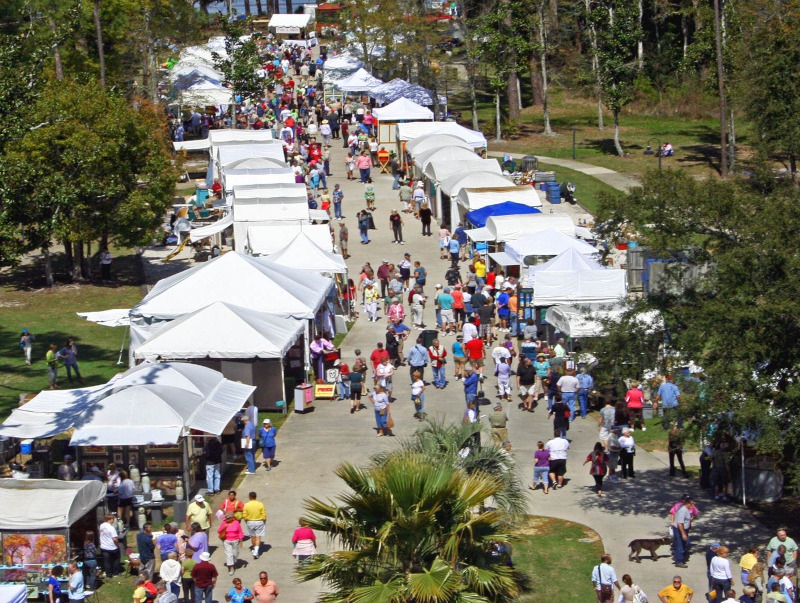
left=217, top=519, right=244, bottom=541
left=388, top=304, right=405, bottom=322
left=355, top=155, right=372, bottom=169
left=669, top=501, right=699, bottom=518
left=625, top=388, right=645, bottom=409
left=292, top=527, right=316, bottom=544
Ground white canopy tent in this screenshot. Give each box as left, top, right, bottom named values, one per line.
left=414, top=145, right=480, bottom=173
left=230, top=183, right=310, bottom=245
left=173, top=139, right=211, bottom=152
left=246, top=223, right=334, bottom=255
left=135, top=302, right=304, bottom=360
left=424, top=159, right=501, bottom=184
left=178, top=84, right=233, bottom=108
left=369, top=78, right=411, bottom=104
left=223, top=170, right=296, bottom=192
left=0, top=479, right=106, bottom=531
left=503, top=228, right=598, bottom=263
left=0, top=584, right=26, bottom=603
left=397, top=122, right=488, bottom=149
left=406, top=134, right=471, bottom=159
left=323, top=53, right=364, bottom=71
left=189, top=212, right=234, bottom=243
left=530, top=249, right=627, bottom=306
left=440, top=172, right=513, bottom=199
left=232, top=183, right=307, bottom=202
left=336, top=68, right=383, bottom=92
left=77, top=308, right=131, bottom=327
left=467, top=214, right=576, bottom=242
left=544, top=304, right=663, bottom=338
left=208, top=143, right=287, bottom=185
left=456, top=186, right=544, bottom=211
left=265, top=232, right=347, bottom=273
left=373, top=97, right=434, bottom=121
left=224, top=157, right=287, bottom=171
left=268, top=12, right=313, bottom=33
left=208, top=130, right=276, bottom=145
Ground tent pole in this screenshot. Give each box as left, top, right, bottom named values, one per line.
left=303, top=320, right=312, bottom=383
left=182, top=434, right=191, bottom=501
left=117, top=325, right=129, bottom=365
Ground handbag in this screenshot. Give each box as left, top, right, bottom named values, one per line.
left=387, top=414, right=395, bottom=429
left=379, top=408, right=387, bottom=416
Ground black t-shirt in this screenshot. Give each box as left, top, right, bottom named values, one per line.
left=517, top=364, right=537, bottom=385
left=478, top=305, right=494, bottom=323
left=390, top=214, right=402, bottom=227
left=445, top=268, right=461, bottom=285
left=551, top=402, right=570, bottom=430
left=548, top=370, right=562, bottom=394
left=205, top=439, right=223, bottom=464
left=471, top=292, right=486, bottom=308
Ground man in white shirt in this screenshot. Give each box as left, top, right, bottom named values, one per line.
left=557, top=369, right=581, bottom=422
left=591, top=554, right=620, bottom=603
left=159, top=551, right=182, bottom=597
left=67, top=561, right=84, bottom=601
left=462, top=317, right=478, bottom=343
left=98, top=514, right=121, bottom=577
left=545, top=431, right=570, bottom=489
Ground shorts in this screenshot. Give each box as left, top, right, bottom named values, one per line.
left=549, top=459, right=567, bottom=477
left=498, top=381, right=512, bottom=396
left=479, top=324, right=492, bottom=338
left=400, top=268, right=410, bottom=279
left=118, top=497, right=133, bottom=509
left=454, top=356, right=467, bottom=367
left=262, top=445, right=276, bottom=459
left=599, top=427, right=610, bottom=442
left=519, top=384, right=535, bottom=397
left=454, top=308, right=466, bottom=322
left=246, top=521, right=265, bottom=537
left=470, top=357, right=485, bottom=368
left=441, top=309, right=454, bottom=323
left=222, top=433, right=237, bottom=445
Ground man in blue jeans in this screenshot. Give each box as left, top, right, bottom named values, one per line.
left=672, top=498, right=695, bottom=567
left=576, top=367, right=595, bottom=419
left=191, top=552, right=218, bottom=603
left=462, top=365, right=480, bottom=405
left=241, top=416, right=256, bottom=474
left=654, top=375, right=683, bottom=429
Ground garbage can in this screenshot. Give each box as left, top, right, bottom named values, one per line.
left=421, top=329, right=439, bottom=348
left=522, top=155, right=538, bottom=171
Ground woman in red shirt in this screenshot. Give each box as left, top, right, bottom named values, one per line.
left=625, top=381, right=646, bottom=431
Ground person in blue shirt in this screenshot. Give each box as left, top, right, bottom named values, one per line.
left=258, top=419, right=277, bottom=472
left=332, top=184, right=344, bottom=220
left=453, top=223, right=468, bottom=261
left=576, top=367, right=595, bottom=419
left=462, top=364, right=480, bottom=405
left=156, top=524, right=178, bottom=562
left=241, top=416, right=257, bottom=474
left=654, top=375, right=682, bottom=428
left=406, top=337, right=429, bottom=383
left=448, top=237, right=461, bottom=266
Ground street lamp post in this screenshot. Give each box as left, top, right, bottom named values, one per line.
left=643, top=137, right=662, bottom=170
left=572, top=127, right=577, bottom=160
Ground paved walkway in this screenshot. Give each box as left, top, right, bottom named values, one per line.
left=189, top=139, right=763, bottom=602
left=488, top=150, right=641, bottom=192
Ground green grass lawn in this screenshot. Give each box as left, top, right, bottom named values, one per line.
left=514, top=515, right=604, bottom=601
left=0, top=249, right=144, bottom=419
left=536, top=161, right=619, bottom=215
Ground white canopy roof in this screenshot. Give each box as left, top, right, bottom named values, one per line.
left=0, top=584, right=26, bottom=603
left=265, top=232, right=347, bottom=274
left=0, top=363, right=256, bottom=444
left=234, top=199, right=309, bottom=222
left=178, top=86, right=232, bottom=107
left=532, top=250, right=627, bottom=306
left=189, top=212, right=233, bottom=243
left=133, top=252, right=332, bottom=320
left=397, top=123, right=488, bottom=148
left=482, top=214, right=576, bottom=242
left=406, top=134, right=471, bottom=158
left=424, top=159, right=501, bottom=183
left=414, top=146, right=480, bottom=172
left=457, top=185, right=543, bottom=210
left=170, top=63, right=223, bottom=82
left=224, top=171, right=296, bottom=191
left=504, top=228, right=598, bottom=263
left=77, top=308, right=131, bottom=327
left=233, top=182, right=307, bottom=201
left=208, top=130, right=275, bottom=145
left=336, top=68, right=383, bottom=92
left=135, top=302, right=304, bottom=360
left=247, top=223, right=334, bottom=255
left=173, top=139, right=211, bottom=152
left=439, top=171, right=512, bottom=198
left=545, top=304, right=662, bottom=338
left=323, top=53, right=364, bottom=71
left=372, top=97, right=434, bottom=121
left=0, top=479, right=106, bottom=530
left=216, top=144, right=286, bottom=168
left=224, top=157, right=287, bottom=170
left=268, top=13, right=313, bottom=29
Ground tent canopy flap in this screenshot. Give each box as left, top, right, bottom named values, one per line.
left=0, top=479, right=106, bottom=530
left=465, top=202, right=541, bottom=228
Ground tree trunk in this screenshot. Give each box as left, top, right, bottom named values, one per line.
left=286, top=0, right=293, bottom=14
left=713, top=0, right=727, bottom=177
left=528, top=54, right=543, bottom=106
left=538, top=1, right=553, bottom=135
left=83, top=241, right=92, bottom=279
left=74, top=242, right=85, bottom=281
left=613, top=110, right=623, bottom=156
left=585, top=0, right=604, bottom=129
left=42, top=246, right=54, bottom=287
left=244, top=0, right=251, bottom=15
left=790, top=154, right=797, bottom=186
left=495, top=92, right=502, bottom=141
left=93, top=0, right=106, bottom=87
left=681, top=13, right=688, bottom=59
left=728, top=108, right=736, bottom=173
left=48, top=17, right=64, bottom=81
left=63, top=239, right=74, bottom=281
left=503, top=0, right=521, bottom=122
left=255, top=0, right=263, bottom=15
left=637, top=0, right=644, bottom=69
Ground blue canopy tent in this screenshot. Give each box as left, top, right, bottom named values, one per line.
left=465, top=201, right=541, bottom=228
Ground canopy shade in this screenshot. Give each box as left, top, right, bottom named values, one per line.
left=545, top=304, right=662, bottom=338
left=173, top=139, right=210, bottom=152
left=189, top=212, right=233, bottom=243
left=216, top=144, right=286, bottom=168
left=466, top=202, right=541, bottom=228
left=484, top=214, right=576, bottom=241
left=397, top=123, right=487, bottom=148
left=134, top=302, right=304, bottom=360
left=265, top=232, right=347, bottom=273
left=336, top=68, right=383, bottom=92
left=323, top=53, right=364, bottom=71
left=369, top=78, right=410, bottom=104
left=423, top=159, right=501, bottom=184
left=532, top=249, right=627, bottom=306
left=457, top=185, right=543, bottom=210
left=504, top=228, right=598, bottom=262
left=268, top=13, right=313, bottom=28
left=224, top=157, right=287, bottom=170
left=439, top=171, right=512, bottom=198
left=372, top=97, right=434, bottom=121
left=133, top=252, right=332, bottom=321
left=178, top=86, right=232, bottom=107
left=0, top=585, right=26, bottom=603
left=246, top=223, right=334, bottom=255
left=223, top=171, right=296, bottom=191
left=77, top=308, right=131, bottom=327
left=0, top=479, right=106, bottom=531
left=0, top=363, right=256, bottom=443
left=414, top=146, right=479, bottom=172
left=208, top=130, right=275, bottom=145
left=406, top=134, right=471, bottom=158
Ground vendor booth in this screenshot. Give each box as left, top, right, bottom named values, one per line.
left=466, top=202, right=541, bottom=228
left=397, top=123, right=487, bottom=154
left=268, top=13, right=314, bottom=39
left=371, top=97, right=434, bottom=145
left=414, top=146, right=479, bottom=176
left=0, top=480, right=106, bottom=598
left=245, top=223, right=334, bottom=255
left=265, top=232, right=347, bottom=274
left=134, top=302, right=304, bottom=410
left=335, top=68, right=384, bottom=92
left=502, top=228, right=598, bottom=264
left=439, top=172, right=513, bottom=227
left=529, top=248, right=627, bottom=306
left=423, top=158, right=501, bottom=184
left=466, top=214, right=576, bottom=245
left=545, top=303, right=662, bottom=338
left=456, top=185, right=544, bottom=212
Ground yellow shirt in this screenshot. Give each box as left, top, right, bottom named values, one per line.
left=474, top=260, right=486, bottom=278
left=243, top=500, right=266, bottom=522
left=133, top=586, right=147, bottom=603
left=657, top=584, right=693, bottom=602
left=740, top=552, right=758, bottom=571
left=186, top=501, right=211, bottom=530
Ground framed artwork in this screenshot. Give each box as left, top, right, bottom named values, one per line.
left=83, top=461, right=105, bottom=475
left=2, top=534, right=67, bottom=566
left=128, top=452, right=139, bottom=466
left=112, top=452, right=124, bottom=465
left=84, top=446, right=106, bottom=454
left=145, top=445, right=181, bottom=453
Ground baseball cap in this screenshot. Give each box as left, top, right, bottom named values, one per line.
left=382, top=259, right=389, bottom=263
left=435, top=283, right=442, bottom=288
left=194, top=495, right=205, bottom=503
left=710, top=542, right=721, bottom=549
left=263, top=418, right=271, bottom=424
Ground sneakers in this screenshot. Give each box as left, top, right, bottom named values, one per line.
left=641, top=427, right=647, bottom=431
left=228, top=567, right=235, bottom=575
left=244, top=471, right=256, bottom=475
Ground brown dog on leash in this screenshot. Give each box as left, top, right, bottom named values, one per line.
left=628, top=537, right=673, bottom=562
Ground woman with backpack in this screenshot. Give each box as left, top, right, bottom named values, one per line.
left=583, top=442, right=611, bottom=497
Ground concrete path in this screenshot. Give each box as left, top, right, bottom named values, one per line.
left=488, top=150, right=641, bottom=192
left=192, top=139, right=763, bottom=602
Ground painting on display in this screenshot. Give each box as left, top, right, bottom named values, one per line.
left=2, top=534, right=67, bottom=566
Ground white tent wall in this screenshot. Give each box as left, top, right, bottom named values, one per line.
left=192, top=358, right=286, bottom=410
left=397, top=123, right=488, bottom=149
left=486, top=214, right=576, bottom=241
left=244, top=223, right=334, bottom=254
left=533, top=270, right=628, bottom=306
left=224, top=171, right=297, bottom=192
left=0, top=479, right=106, bottom=531
left=454, top=185, right=543, bottom=231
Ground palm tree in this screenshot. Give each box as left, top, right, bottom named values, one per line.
left=377, top=419, right=529, bottom=520
left=297, top=451, right=521, bottom=602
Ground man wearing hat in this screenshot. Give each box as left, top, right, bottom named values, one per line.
left=258, top=419, right=277, bottom=471
left=462, top=364, right=480, bottom=406
left=241, top=416, right=256, bottom=474
left=488, top=402, right=510, bottom=445
left=190, top=551, right=218, bottom=602
left=186, top=494, right=212, bottom=535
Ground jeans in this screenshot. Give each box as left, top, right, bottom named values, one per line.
left=578, top=389, right=590, bottom=417
left=359, top=228, right=369, bottom=243
left=413, top=394, right=425, bottom=416
left=533, top=466, right=549, bottom=485
left=432, top=365, right=446, bottom=388
left=244, top=448, right=256, bottom=473
left=205, top=463, right=220, bottom=493
left=101, top=547, right=121, bottom=577
left=409, top=365, right=425, bottom=382
left=465, top=392, right=476, bottom=405
left=393, top=173, right=400, bottom=189
left=562, top=392, right=576, bottom=421
left=392, top=225, right=403, bottom=243
left=65, top=362, right=82, bottom=381
left=338, top=381, right=351, bottom=399
left=319, top=172, right=327, bottom=190
left=669, top=449, right=688, bottom=477
left=662, top=406, right=683, bottom=429
left=169, top=582, right=181, bottom=597
left=673, top=528, right=690, bottom=563
left=710, top=578, right=731, bottom=601
left=509, top=314, right=518, bottom=335
left=194, top=585, right=213, bottom=603
left=359, top=167, right=370, bottom=183
left=435, top=308, right=442, bottom=328
left=83, top=559, right=97, bottom=590
left=547, top=392, right=557, bottom=411
left=334, top=202, right=342, bottom=219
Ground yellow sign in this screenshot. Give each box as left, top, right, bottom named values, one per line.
left=314, top=383, right=336, bottom=400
